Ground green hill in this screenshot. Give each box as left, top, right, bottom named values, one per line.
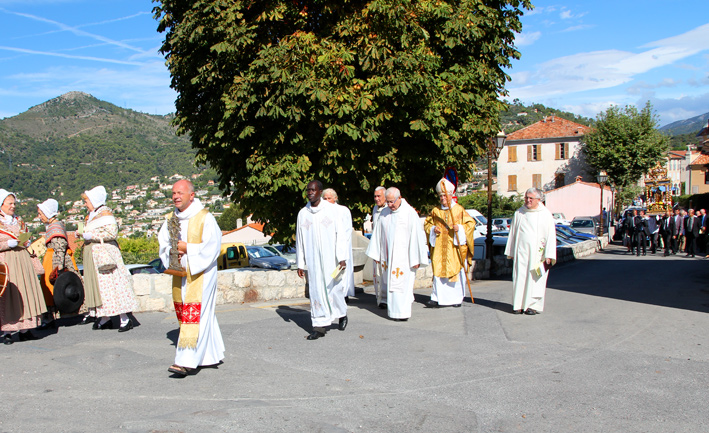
left=0, top=91, right=202, bottom=201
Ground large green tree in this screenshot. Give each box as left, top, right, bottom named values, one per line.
left=582, top=102, right=669, bottom=188
left=155, top=0, right=532, bottom=242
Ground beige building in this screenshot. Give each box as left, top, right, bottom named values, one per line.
left=686, top=121, right=709, bottom=195
left=497, top=116, right=591, bottom=198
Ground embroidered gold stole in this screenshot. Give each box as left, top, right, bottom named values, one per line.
left=171, top=208, right=209, bottom=350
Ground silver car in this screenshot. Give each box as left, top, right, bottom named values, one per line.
left=570, top=216, right=599, bottom=235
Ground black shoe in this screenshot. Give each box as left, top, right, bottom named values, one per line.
left=306, top=331, right=325, bottom=340
left=452, top=304, right=462, bottom=308
left=512, top=309, right=523, bottom=315
left=18, top=331, right=38, bottom=341
left=94, top=319, right=113, bottom=330
left=524, top=309, right=539, bottom=315
left=37, top=320, right=56, bottom=330
left=378, top=303, right=387, bottom=309
left=118, top=321, right=133, bottom=333
left=392, top=318, right=409, bottom=322
left=3, top=334, right=13, bottom=345
left=426, top=300, right=439, bottom=308
left=80, top=315, right=95, bottom=325
left=338, top=316, right=348, bottom=331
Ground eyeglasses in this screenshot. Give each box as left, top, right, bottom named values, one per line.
left=524, top=196, right=540, bottom=201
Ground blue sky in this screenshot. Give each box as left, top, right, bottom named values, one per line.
left=1, top=0, right=707, bottom=127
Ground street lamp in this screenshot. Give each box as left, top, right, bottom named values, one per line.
left=609, top=184, right=616, bottom=243
left=597, top=170, right=608, bottom=237
left=486, top=131, right=507, bottom=261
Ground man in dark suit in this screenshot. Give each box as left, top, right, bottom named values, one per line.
left=634, top=210, right=647, bottom=256
left=685, top=209, right=700, bottom=257
left=659, top=210, right=672, bottom=256
left=671, top=208, right=682, bottom=254
left=624, top=210, right=638, bottom=255
left=645, top=211, right=659, bottom=254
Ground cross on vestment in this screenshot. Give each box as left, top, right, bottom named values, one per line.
left=382, top=261, right=388, bottom=271
left=392, top=267, right=403, bottom=278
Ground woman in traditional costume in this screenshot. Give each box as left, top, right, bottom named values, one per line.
left=0, top=189, right=48, bottom=344
left=80, top=186, right=137, bottom=332
left=37, top=198, right=80, bottom=325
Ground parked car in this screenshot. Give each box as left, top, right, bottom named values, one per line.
left=149, top=258, right=165, bottom=273
left=246, top=246, right=290, bottom=270
left=465, top=209, right=490, bottom=237
left=552, top=212, right=571, bottom=226
left=218, top=242, right=249, bottom=270
left=492, top=217, right=512, bottom=231
left=263, top=244, right=297, bottom=269
left=570, top=216, right=600, bottom=235
left=556, top=224, right=598, bottom=242
left=125, top=264, right=160, bottom=275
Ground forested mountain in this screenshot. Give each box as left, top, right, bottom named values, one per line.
left=659, top=111, right=709, bottom=136
left=500, top=99, right=595, bottom=132
left=0, top=92, right=202, bottom=200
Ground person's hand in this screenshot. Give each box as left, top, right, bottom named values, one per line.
left=452, top=224, right=459, bottom=231
left=7, top=239, right=18, bottom=248
left=177, top=241, right=187, bottom=254
left=339, top=260, right=346, bottom=270
left=413, top=264, right=420, bottom=269
left=297, top=269, right=305, bottom=278
left=82, top=232, right=93, bottom=241
left=433, top=226, right=441, bottom=234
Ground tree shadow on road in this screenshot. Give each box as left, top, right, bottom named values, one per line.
left=548, top=245, right=709, bottom=313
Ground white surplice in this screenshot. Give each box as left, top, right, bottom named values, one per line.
left=158, top=199, right=225, bottom=368
left=371, top=205, right=388, bottom=305
left=504, top=203, right=557, bottom=312
left=296, top=200, right=348, bottom=328
left=333, top=203, right=355, bottom=297
left=366, top=199, right=429, bottom=319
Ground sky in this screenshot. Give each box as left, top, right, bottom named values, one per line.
left=0, top=0, right=708, bottom=127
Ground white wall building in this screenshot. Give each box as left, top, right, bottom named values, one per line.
left=497, top=116, right=592, bottom=198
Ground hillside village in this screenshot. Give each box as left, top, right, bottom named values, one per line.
left=24, top=172, right=230, bottom=238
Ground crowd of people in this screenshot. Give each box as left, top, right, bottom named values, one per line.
left=294, top=180, right=555, bottom=340
left=619, top=207, right=709, bottom=258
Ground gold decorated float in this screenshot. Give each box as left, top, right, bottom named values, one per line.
left=644, top=163, right=673, bottom=215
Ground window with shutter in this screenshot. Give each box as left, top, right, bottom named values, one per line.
left=508, top=175, right=517, bottom=191
left=508, top=146, right=517, bottom=162
left=533, top=174, right=542, bottom=189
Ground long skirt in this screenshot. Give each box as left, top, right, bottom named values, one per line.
left=83, top=241, right=138, bottom=317
left=0, top=249, right=47, bottom=331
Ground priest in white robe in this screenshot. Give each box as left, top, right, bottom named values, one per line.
left=296, top=181, right=348, bottom=340
left=371, top=186, right=388, bottom=308
left=322, top=188, right=355, bottom=298
left=159, top=179, right=225, bottom=376
left=366, top=187, right=429, bottom=321
left=504, top=187, right=557, bottom=315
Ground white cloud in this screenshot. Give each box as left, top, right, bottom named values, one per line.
left=515, top=31, right=541, bottom=47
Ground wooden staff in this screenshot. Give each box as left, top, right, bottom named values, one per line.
left=439, top=180, right=474, bottom=303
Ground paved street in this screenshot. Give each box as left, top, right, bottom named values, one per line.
left=1, top=243, right=708, bottom=432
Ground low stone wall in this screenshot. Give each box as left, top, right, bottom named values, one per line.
left=131, top=238, right=605, bottom=313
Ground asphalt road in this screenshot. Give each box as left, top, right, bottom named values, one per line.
left=1, top=243, right=708, bottom=432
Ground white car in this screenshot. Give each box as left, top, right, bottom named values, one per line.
left=552, top=212, right=571, bottom=226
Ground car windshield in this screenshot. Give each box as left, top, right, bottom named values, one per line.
left=247, top=247, right=276, bottom=258
left=553, top=213, right=566, bottom=219
left=571, top=220, right=594, bottom=227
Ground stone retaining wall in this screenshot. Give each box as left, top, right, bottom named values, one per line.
left=131, top=238, right=606, bottom=313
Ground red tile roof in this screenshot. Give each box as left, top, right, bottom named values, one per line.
left=507, top=116, right=591, bottom=141
left=689, top=153, right=709, bottom=166
left=221, top=222, right=265, bottom=236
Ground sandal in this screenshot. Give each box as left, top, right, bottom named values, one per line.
left=168, top=364, right=194, bottom=376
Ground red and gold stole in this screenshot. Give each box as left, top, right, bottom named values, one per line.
left=171, top=208, right=209, bottom=350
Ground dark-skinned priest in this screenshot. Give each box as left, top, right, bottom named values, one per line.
left=158, top=179, right=225, bottom=376
left=424, top=179, right=476, bottom=308
left=296, top=180, right=348, bottom=340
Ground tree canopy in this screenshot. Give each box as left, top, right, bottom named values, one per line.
left=155, top=0, right=532, bottom=242
left=582, top=102, right=669, bottom=189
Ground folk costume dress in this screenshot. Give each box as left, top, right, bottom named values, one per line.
left=366, top=199, right=429, bottom=319
left=41, top=218, right=80, bottom=315
left=296, top=200, right=348, bottom=329
left=504, top=202, right=557, bottom=313
left=82, top=206, right=138, bottom=317
left=0, top=209, right=47, bottom=332
left=158, top=199, right=225, bottom=369
left=371, top=204, right=388, bottom=306
left=424, top=203, right=476, bottom=306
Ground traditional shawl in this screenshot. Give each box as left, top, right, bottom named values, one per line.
left=45, top=220, right=67, bottom=243
left=171, top=208, right=209, bottom=350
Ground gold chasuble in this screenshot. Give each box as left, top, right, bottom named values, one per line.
left=171, top=208, right=209, bottom=349
left=424, top=204, right=476, bottom=282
